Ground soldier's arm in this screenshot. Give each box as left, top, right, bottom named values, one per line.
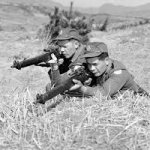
left=50, top=68, right=61, bottom=86
left=47, top=53, right=62, bottom=86
left=50, top=67, right=71, bottom=87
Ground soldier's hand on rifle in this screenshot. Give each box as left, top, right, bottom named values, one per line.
left=84, top=78, right=92, bottom=86
left=70, top=78, right=91, bottom=92
left=48, top=53, right=57, bottom=63
left=69, top=79, right=83, bottom=91
left=48, top=53, right=59, bottom=70
left=48, top=53, right=64, bottom=70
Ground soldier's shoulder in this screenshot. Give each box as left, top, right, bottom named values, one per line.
left=113, top=70, right=122, bottom=75
left=112, top=59, right=127, bottom=71
left=111, top=69, right=132, bottom=82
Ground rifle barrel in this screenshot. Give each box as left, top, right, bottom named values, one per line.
left=11, top=53, right=50, bottom=70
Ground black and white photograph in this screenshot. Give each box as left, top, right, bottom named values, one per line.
left=0, top=0, right=150, bottom=149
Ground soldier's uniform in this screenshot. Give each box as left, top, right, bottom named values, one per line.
left=46, top=28, right=87, bottom=91
left=80, top=42, right=149, bottom=97
left=83, top=59, right=148, bottom=97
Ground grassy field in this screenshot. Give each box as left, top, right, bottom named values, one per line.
left=0, top=5, right=150, bottom=150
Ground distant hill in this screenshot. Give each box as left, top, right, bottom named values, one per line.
left=0, top=0, right=66, bottom=20
left=76, top=3, right=150, bottom=18
left=0, top=0, right=63, bottom=8
left=1, top=0, right=150, bottom=33
left=98, top=3, right=150, bottom=18
left=1, top=0, right=150, bottom=18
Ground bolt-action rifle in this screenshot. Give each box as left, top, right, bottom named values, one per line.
left=34, top=65, right=91, bottom=105
left=11, top=45, right=63, bottom=70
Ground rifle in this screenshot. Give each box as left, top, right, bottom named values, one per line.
left=34, top=65, right=91, bottom=104
left=11, top=45, right=62, bottom=70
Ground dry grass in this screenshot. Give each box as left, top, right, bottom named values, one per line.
left=0, top=8, right=150, bottom=149
left=0, top=90, right=150, bottom=150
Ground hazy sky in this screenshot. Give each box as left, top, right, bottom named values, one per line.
left=55, top=0, right=150, bottom=8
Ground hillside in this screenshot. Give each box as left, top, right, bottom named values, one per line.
left=98, top=3, right=150, bottom=18
left=0, top=0, right=63, bottom=8
left=0, top=0, right=150, bottom=34
left=76, top=3, right=150, bottom=18
left=0, top=3, right=50, bottom=32
left=0, top=20, right=150, bottom=150
left=0, top=1, right=150, bottom=149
